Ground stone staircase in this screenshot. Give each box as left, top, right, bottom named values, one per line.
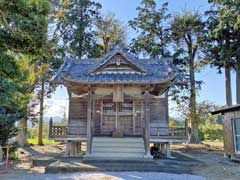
left=84, top=137, right=151, bottom=161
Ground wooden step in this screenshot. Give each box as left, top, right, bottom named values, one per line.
left=84, top=137, right=152, bottom=160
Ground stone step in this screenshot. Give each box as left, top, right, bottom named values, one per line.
left=92, top=137, right=144, bottom=143
left=86, top=152, right=145, bottom=159
left=87, top=137, right=148, bottom=160
left=91, top=147, right=145, bottom=153
left=82, top=158, right=154, bottom=163
left=92, top=143, right=144, bottom=148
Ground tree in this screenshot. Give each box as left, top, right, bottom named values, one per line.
left=33, top=51, right=61, bottom=146
left=15, top=56, right=39, bottom=146
left=95, top=13, right=126, bottom=54
left=129, top=0, right=171, bottom=57
left=0, top=0, right=51, bottom=146
left=60, top=107, right=68, bottom=125
left=0, top=108, right=18, bottom=147
left=170, top=11, right=205, bottom=143
left=203, top=0, right=240, bottom=105
left=55, top=0, right=102, bottom=58
left=195, top=101, right=224, bottom=141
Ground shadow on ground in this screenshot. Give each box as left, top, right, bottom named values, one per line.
left=28, top=150, right=201, bottom=174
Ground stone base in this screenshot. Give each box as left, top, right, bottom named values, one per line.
left=83, top=155, right=154, bottom=163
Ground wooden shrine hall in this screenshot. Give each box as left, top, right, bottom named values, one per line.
left=49, top=46, right=187, bottom=160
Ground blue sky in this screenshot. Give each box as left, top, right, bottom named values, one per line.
left=46, top=0, right=237, bottom=120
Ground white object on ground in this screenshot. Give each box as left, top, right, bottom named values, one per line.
left=0, top=146, right=3, bottom=161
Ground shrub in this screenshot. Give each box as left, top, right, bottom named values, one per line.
left=199, top=124, right=223, bottom=141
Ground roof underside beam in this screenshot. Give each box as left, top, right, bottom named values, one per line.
left=64, top=81, right=171, bottom=97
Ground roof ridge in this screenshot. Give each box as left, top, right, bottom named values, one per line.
left=88, top=46, right=150, bottom=74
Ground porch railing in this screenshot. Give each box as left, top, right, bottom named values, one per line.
left=49, top=126, right=87, bottom=138
left=150, top=127, right=187, bottom=139
left=49, top=119, right=87, bottom=138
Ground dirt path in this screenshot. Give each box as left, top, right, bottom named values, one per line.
left=1, top=144, right=239, bottom=180
left=172, top=144, right=240, bottom=180
left=1, top=171, right=208, bottom=180
left=190, top=151, right=240, bottom=180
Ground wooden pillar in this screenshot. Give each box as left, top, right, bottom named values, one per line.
left=166, top=143, right=171, bottom=158
left=133, top=101, right=136, bottom=136
left=157, top=143, right=161, bottom=153
left=144, top=91, right=151, bottom=158
left=100, top=101, right=103, bottom=135
left=115, top=102, right=118, bottom=130
left=49, top=117, right=53, bottom=137
left=66, top=141, right=70, bottom=157
left=92, top=99, right=96, bottom=136
left=86, top=90, right=93, bottom=154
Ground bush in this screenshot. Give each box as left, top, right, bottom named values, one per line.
left=199, top=124, right=223, bottom=141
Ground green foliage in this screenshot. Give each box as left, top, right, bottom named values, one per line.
left=27, top=121, right=58, bottom=145
left=55, top=0, right=102, bottom=58
left=95, top=13, right=126, bottom=55
left=197, top=102, right=224, bottom=141
left=169, top=117, right=185, bottom=127
left=203, top=0, right=240, bottom=70
left=27, top=138, right=57, bottom=145
left=27, top=128, right=38, bottom=139
left=170, top=10, right=205, bottom=79
left=0, top=0, right=51, bottom=146
left=129, top=0, right=171, bottom=57
left=28, top=121, right=50, bottom=139
left=170, top=11, right=206, bottom=142
left=0, top=109, right=18, bottom=147
left=199, top=124, right=223, bottom=141
left=202, top=0, right=240, bottom=106
left=0, top=0, right=50, bottom=54
left=176, top=101, right=224, bottom=141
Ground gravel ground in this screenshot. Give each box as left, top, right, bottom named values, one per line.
left=1, top=172, right=208, bottom=180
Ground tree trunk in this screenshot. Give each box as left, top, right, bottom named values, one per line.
left=104, top=38, right=109, bottom=54
left=225, top=65, right=232, bottom=106
left=38, top=76, right=45, bottom=146
left=236, top=68, right=240, bottom=104
left=16, top=118, right=28, bottom=147
left=189, top=57, right=199, bottom=143
left=188, top=42, right=199, bottom=143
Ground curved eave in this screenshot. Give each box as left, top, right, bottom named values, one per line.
left=61, top=75, right=177, bottom=85
left=50, top=76, right=64, bottom=85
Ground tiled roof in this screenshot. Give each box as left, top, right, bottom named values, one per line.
left=52, top=46, right=178, bottom=84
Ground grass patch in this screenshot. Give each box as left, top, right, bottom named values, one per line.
left=27, top=138, right=59, bottom=145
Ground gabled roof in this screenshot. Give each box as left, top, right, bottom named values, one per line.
left=52, top=46, right=178, bottom=84
left=89, top=46, right=149, bottom=74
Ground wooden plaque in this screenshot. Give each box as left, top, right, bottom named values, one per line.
left=113, top=85, right=124, bottom=102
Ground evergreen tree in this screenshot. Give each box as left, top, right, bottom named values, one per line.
left=0, top=0, right=51, bottom=146
left=170, top=11, right=205, bottom=143
left=129, top=0, right=171, bottom=57
left=55, top=0, right=102, bottom=58
left=95, top=13, right=126, bottom=55
left=203, top=0, right=240, bottom=105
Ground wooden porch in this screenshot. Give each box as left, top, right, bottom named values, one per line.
left=49, top=120, right=87, bottom=141
left=150, top=127, right=187, bottom=143
left=49, top=121, right=187, bottom=142
left=48, top=90, right=188, bottom=158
